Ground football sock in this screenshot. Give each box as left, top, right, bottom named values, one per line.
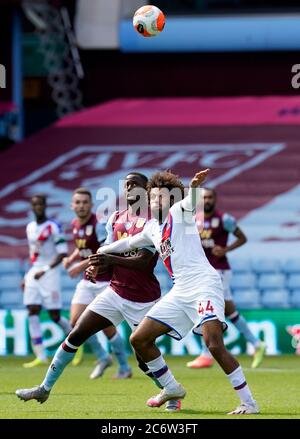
left=109, top=333, right=131, bottom=372
left=41, top=338, right=78, bottom=391
left=146, top=355, right=178, bottom=391
left=228, top=311, right=259, bottom=347
left=28, top=315, right=47, bottom=361
left=136, top=353, right=163, bottom=389
left=227, top=366, right=255, bottom=405
left=85, top=334, right=109, bottom=362
left=57, top=317, right=72, bottom=335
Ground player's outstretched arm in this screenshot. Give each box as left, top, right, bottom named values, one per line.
left=180, top=168, right=210, bottom=213
left=189, top=168, right=210, bottom=188
left=88, top=229, right=153, bottom=266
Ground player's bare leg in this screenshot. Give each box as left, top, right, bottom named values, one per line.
left=130, top=317, right=186, bottom=408
left=201, top=319, right=259, bottom=414
left=70, top=303, right=112, bottom=373
left=70, top=304, right=86, bottom=365
left=225, top=300, right=266, bottom=369
left=16, top=310, right=113, bottom=403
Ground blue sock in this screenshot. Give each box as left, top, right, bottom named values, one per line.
left=85, top=334, right=109, bottom=362
left=42, top=339, right=78, bottom=391
left=109, top=333, right=131, bottom=372
left=229, top=312, right=258, bottom=347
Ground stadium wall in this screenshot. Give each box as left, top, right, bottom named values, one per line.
left=0, top=309, right=299, bottom=356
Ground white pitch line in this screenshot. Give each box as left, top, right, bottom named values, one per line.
left=243, top=368, right=300, bottom=373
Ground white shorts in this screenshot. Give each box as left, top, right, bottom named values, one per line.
left=71, top=279, right=109, bottom=305
left=146, top=285, right=226, bottom=340
left=87, top=286, right=159, bottom=331
left=217, top=270, right=233, bottom=301
left=24, top=267, right=62, bottom=310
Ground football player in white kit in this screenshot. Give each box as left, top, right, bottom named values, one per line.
left=89, top=169, right=259, bottom=415
left=23, top=195, right=72, bottom=368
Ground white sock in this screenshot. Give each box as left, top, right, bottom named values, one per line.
left=227, top=366, right=255, bottom=405
left=57, top=317, right=72, bottom=335
left=146, top=355, right=178, bottom=391
left=28, top=315, right=47, bottom=361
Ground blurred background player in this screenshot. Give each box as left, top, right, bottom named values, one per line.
left=63, top=187, right=131, bottom=379
left=23, top=195, right=72, bottom=368
left=16, top=172, right=180, bottom=411
left=187, top=188, right=266, bottom=370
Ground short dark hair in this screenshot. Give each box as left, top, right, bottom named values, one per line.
left=73, top=187, right=92, bottom=200
left=147, top=171, right=185, bottom=197
left=126, top=172, right=148, bottom=186
left=31, top=194, right=47, bottom=204
left=203, top=187, right=217, bottom=197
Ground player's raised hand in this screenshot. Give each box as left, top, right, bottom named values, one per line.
left=190, top=168, right=210, bottom=188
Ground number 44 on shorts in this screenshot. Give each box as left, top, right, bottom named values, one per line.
left=198, top=300, right=214, bottom=315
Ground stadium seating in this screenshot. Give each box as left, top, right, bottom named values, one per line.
left=233, top=289, right=261, bottom=309
left=290, top=290, right=300, bottom=307
left=257, top=274, right=286, bottom=290
left=252, top=259, right=281, bottom=274
left=0, top=258, right=300, bottom=308
left=261, top=289, right=290, bottom=308
left=286, top=274, right=300, bottom=290
left=230, top=258, right=252, bottom=274
left=231, top=273, right=257, bottom=290
left=282, top=259, right=300, bottom=274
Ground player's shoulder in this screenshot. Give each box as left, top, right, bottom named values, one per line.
left=71, top=217, right=79, bottom=227
left=26, top=220, right=36, bottom=231
left=219, top=211, right=237, bottom=232
left=48, top=217, right=63, bottom=232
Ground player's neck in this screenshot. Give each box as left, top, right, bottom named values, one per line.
left=77, top=212, right=92, bottom=226
left=35, top=215, right=47, bottom=224
left=204, top=209, right=215, bottom=219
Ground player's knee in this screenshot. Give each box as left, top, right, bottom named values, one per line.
left=205, top=335, right=223, bottom=354
left=68, top=327, right=83, bottom=347
left=130, top=331, right=147, bottom=350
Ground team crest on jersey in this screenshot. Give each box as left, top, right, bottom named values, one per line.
left=124, top=222, right=132, bottom=231
left=211, top=218, right=220, bottom=228
left=160, top=238, right=174, bottom=260
left=78, top=229, right=84, bottom=237
left=85, top=225, right=93, bottom=236
left=136, top=218, right=146, bottom=229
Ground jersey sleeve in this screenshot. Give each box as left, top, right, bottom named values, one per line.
left=222, top=213, right=237, bottom=233
left=99, top=222, right=154, bottom=254
left=95, top=221, right=107, bottom=244
left=51, top=222, right=68, bottom=254
left=170, top=187, right=200, bottom=223
left=104, top=212, right=117, bottom=245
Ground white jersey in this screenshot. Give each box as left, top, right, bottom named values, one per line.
left=99, top=189, right=222, bottom=297
left=26, top=219, right=68, bottom=268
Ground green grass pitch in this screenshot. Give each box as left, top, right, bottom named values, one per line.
left=1, top=355, right=299, bottom=419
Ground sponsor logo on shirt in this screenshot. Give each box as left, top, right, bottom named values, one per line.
left=85, top=225, right=93, bottom=236
left=160, top=238, right=174, bottom=260
left=211, top=218, right=220, bottom=228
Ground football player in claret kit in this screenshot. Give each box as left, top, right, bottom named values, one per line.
left=63, top=187, right=131, bottom=379
left=187, top=188, right=266, bottom=370
left=91, top=169, right=260, bottom=415
left=22, top=195, right=72, bottom=368
left=16, top=172, right=180, bottom=412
